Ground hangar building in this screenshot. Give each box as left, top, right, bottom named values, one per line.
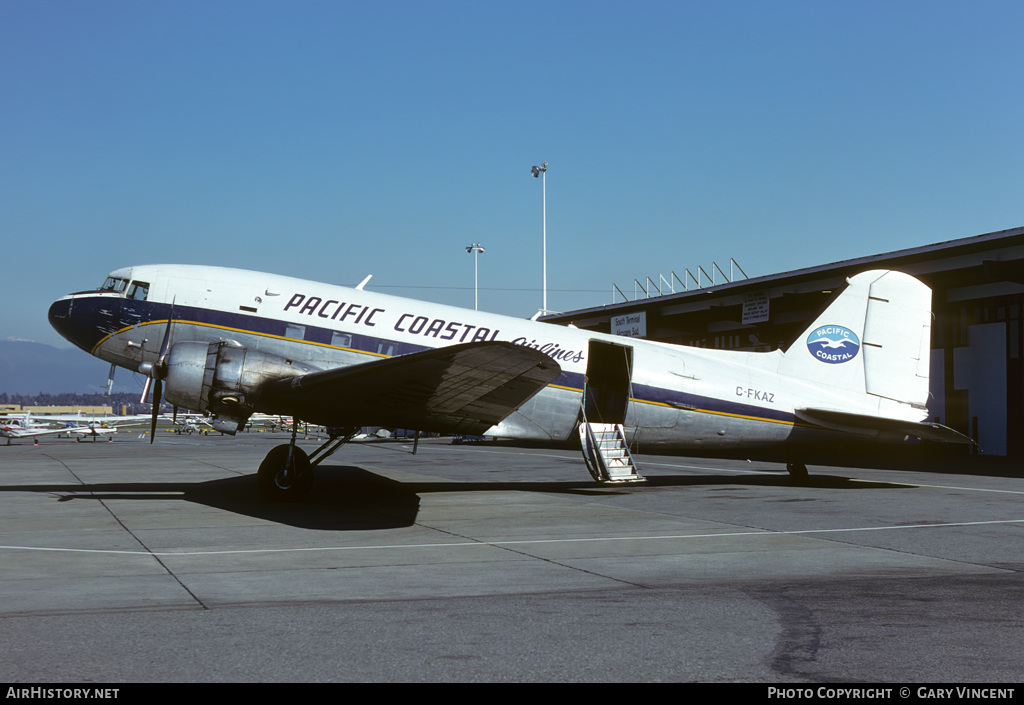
left=541, top=226, right=1024, bottom=458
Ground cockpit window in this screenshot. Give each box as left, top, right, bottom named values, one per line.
left=127, top=281, right=149, bottom=301
left=101, top=277, right=128, bottom=293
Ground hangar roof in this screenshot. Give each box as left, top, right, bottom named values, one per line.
left=541, top=225, right=1024, bottom=327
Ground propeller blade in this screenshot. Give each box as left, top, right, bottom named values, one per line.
left=158, top=301, right=175, bottom=358
left=105, top=363, right=116, bottom=398
left=150, top=378, right=162, bottom=444
left=147, top=300, right=175, bottom=445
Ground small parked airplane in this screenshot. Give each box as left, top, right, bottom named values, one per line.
left=170, top=413, right=213, bottom=435
left=48, top=264, right=971, bottom=500
left=1, top=414, right=121, bottom=444
left=66, top=422, right=120, bottom=442
left=1, top=414, right=69, bottom=445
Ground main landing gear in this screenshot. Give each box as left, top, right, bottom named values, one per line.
left=257, top=444, right=312, bottom=502
left=256, top=424, right=360, bottom=502
left=786, top=460, right=809, bottom=485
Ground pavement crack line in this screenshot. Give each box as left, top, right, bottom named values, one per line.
left=42, top=453, right=209, bottom=610
left=411, top=521, right=653, bottom=590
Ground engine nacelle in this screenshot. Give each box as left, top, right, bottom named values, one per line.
left=163, top=341, right=319, bottom=434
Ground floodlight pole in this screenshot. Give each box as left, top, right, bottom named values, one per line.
left=466, top=243, right=485, bottom=310
left=531, top=162, right=548, bottom=314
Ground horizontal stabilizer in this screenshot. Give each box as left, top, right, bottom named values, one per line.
left=795, top=408, right=974, bottom=444
left=256, top=341, right=562, bottom=435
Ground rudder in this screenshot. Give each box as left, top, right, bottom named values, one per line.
left=778, top=270, right=932, bottom=414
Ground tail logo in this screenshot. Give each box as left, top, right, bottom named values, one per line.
left=807, top=325, right=860, bottom=364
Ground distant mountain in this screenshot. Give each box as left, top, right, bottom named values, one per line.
left=0, top=340, right=138, bottom=395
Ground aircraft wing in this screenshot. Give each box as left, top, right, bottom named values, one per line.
left=1, top=427, right=72, bottom=439
left=255, top=341, right=562, bottom=435
left=795, top=408, right=975, bottom=444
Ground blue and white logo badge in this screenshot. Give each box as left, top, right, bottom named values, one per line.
left=806, top=325, right=860, bottom=364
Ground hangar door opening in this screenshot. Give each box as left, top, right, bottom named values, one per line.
left=582, top=340, right=634, bottom=425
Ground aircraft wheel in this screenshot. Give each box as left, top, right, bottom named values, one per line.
left=257, top=444, right=313, bottom=503
left=786, top=461, right=809, bottom=484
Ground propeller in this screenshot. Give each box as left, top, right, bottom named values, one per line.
left=140, top=302, right=175, bottom=444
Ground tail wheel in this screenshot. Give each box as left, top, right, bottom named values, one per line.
left=257, top=444, right=313, bottom=502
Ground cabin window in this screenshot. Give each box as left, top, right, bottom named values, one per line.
left=331, top=332, right=352, bottom=348
left=377, top=342, right=397, bottom=356
left=285, top=324, right=305, bottom=340
left=127, top=281, right=149, bottom=300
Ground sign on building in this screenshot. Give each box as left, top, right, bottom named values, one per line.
left=612, top=311, right=647, bottom=338
left=742, top=291, right=770, bottom=324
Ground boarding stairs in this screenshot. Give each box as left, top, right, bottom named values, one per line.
left=579, top=421, right=645, bottom=483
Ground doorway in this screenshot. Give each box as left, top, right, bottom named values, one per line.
left=582, top=340, right=634, bottom=425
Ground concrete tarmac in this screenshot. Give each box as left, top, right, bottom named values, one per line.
left=0, top=432, right=1021, bottom=683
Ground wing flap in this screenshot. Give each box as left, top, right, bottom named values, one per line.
left=256, top=341, right=562, bottom=435
left=795, top=407, right=974, bottom=444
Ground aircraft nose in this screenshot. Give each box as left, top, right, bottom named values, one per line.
left=48, top=297, right=71, bottom=331
left=48, top=297, right=77, bottom=343
left=48, top=296, right=103, bottom=353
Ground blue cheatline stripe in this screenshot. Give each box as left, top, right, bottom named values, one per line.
left=89, top=298, right=796, bottom=428
left=632, top=382, right=795, bottom=425
left=91, top=299, right=424, bottom=359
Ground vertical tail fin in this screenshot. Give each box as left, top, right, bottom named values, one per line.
left=778, top=270, right=932, bottom=414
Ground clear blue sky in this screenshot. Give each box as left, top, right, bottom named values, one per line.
left=3, top=0, right=1022, bottom=348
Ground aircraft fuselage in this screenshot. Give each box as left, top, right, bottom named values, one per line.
left=49, top=264, right=926, bottom=453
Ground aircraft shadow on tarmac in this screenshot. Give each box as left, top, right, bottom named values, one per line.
left=0, top=466, right=914, bottom=531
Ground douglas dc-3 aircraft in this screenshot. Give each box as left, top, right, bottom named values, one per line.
left=48, top=265, right=971, bottom=501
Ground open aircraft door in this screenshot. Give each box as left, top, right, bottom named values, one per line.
left=579, top=340, right=644, bottom=483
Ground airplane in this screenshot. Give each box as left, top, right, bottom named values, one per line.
left=1, top=413, right=71, bottom=445
left=171, top=414, right=213, bottom=435
left=66, top=422, right=120, bottom=442
left=1, top=414, right=120, bottom=444
left=48, top=264, right=972, bottom=501
left=245, top=413, right=295, bottom=433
